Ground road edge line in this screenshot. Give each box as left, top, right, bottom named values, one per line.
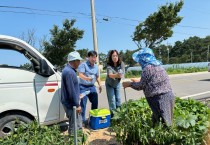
left=180, top=91, right=210, bottom=99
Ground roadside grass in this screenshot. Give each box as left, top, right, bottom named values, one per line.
left=166, top=67, right=207, bottom=75
left=100, top=67, right=208, bottom=80
left=100, top=73, right=106, bottom=81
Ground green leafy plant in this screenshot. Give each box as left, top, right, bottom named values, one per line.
left=166, top=67, right=207, bottom=74
left=111, top=97, right=210, bottom=145
left=124, top=67, right=207, bottom=79
left=125, top=70, right=142, bottom=78
left=0, top=121, right=88, bottom=145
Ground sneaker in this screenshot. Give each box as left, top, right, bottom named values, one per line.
left=83, top=120, right=89, bottom=127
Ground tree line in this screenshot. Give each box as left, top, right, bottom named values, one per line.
left=98, top=35, right=210, bottom=68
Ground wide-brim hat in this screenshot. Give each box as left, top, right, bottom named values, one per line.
left=132, top=47, right=154, bottom=63
left=132, top=48, right=162, bottom=69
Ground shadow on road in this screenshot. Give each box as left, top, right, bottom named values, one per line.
left=198, top=79, right=210, bottom=81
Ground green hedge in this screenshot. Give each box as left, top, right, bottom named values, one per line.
left=167, top=67, right=207, bottom=74
left=100, top=67, right=207, bottom=80
left=111, top=97, right=210, bottom=145
left=125, top=70, right=142, bottom=78
left=124, top=67, right=207, bottom=78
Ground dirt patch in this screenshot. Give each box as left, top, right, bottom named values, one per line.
left=84, top=127, right=121, bottom=145
left=204, top=129, right=210, bottom=145
left=62, top=125, right=121, bottom=145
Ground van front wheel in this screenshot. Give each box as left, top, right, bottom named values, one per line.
left=0, top=114, right=32, bottom=138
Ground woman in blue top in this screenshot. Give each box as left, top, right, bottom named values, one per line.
left=123, top=48, right=175, bottom=126
left=105, top=50, right=125, bottom=117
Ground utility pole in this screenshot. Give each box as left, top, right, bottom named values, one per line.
left=167, top=42, right=170, bottom=64
left=191, top=51, right=193, bottom=63
left=90, top=0, right=99, bottom=65
left=159, top=47, right=162, bottom=61
left=167, top=47, right=169, bottom=64
left=207, top=45, right=209, bottom=62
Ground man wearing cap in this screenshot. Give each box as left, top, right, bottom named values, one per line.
left=61, top=51, right=83, bottom=135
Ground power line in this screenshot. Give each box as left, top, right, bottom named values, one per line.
left=0, top=5, right=141, bottom=23
left=0, top=10, right=90, bottom=20
left=0, top=10, right=70, bottom=17
left=0, top=5, right=91, bottom=16
left=97, top=14, right=141, bottom=23
left=177, top=25, right=210, bottom=30
left=185, top=6, right=210, bottom=14
left=97, top=18, right=136, bottom=26
left=0, top=6, right=137, bottom=27
left=1, top=5, right=210, bottom=31
left=174, top=31, right=197, bottom=36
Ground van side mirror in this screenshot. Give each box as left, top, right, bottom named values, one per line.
left=38, top=59, right=54, bottom=77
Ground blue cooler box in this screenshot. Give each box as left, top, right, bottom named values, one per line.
left=89, top=108, right=111, bottom=130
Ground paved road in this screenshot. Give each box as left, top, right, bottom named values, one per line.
left=85, top=72, right=210, bottom=116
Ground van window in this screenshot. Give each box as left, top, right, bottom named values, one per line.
left=0, top=49, right=33, bottom=71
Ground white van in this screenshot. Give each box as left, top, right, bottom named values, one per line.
left=0, top=35, right=67, bottom=137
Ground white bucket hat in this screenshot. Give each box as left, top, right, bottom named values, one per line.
left=67, top=51, right=83, bottom=62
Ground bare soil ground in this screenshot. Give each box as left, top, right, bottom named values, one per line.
left=204, top=129, right=210, bottom=145
left=62, top=126, right=121, bottom=145
left=84, top=127, right=121, bottom=145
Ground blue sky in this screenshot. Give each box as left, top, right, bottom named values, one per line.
left=0, top=0, right=210, bottom=55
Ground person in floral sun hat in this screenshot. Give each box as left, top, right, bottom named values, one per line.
left=123, top=47, right=175, bottom=126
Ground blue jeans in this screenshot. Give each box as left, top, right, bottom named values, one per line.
left=80, top=85, right=98, bottom=122
left=105, top=82, right=121, bottom=116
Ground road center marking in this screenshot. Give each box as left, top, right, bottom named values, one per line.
left=180, top=91, right=210, bottom=99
